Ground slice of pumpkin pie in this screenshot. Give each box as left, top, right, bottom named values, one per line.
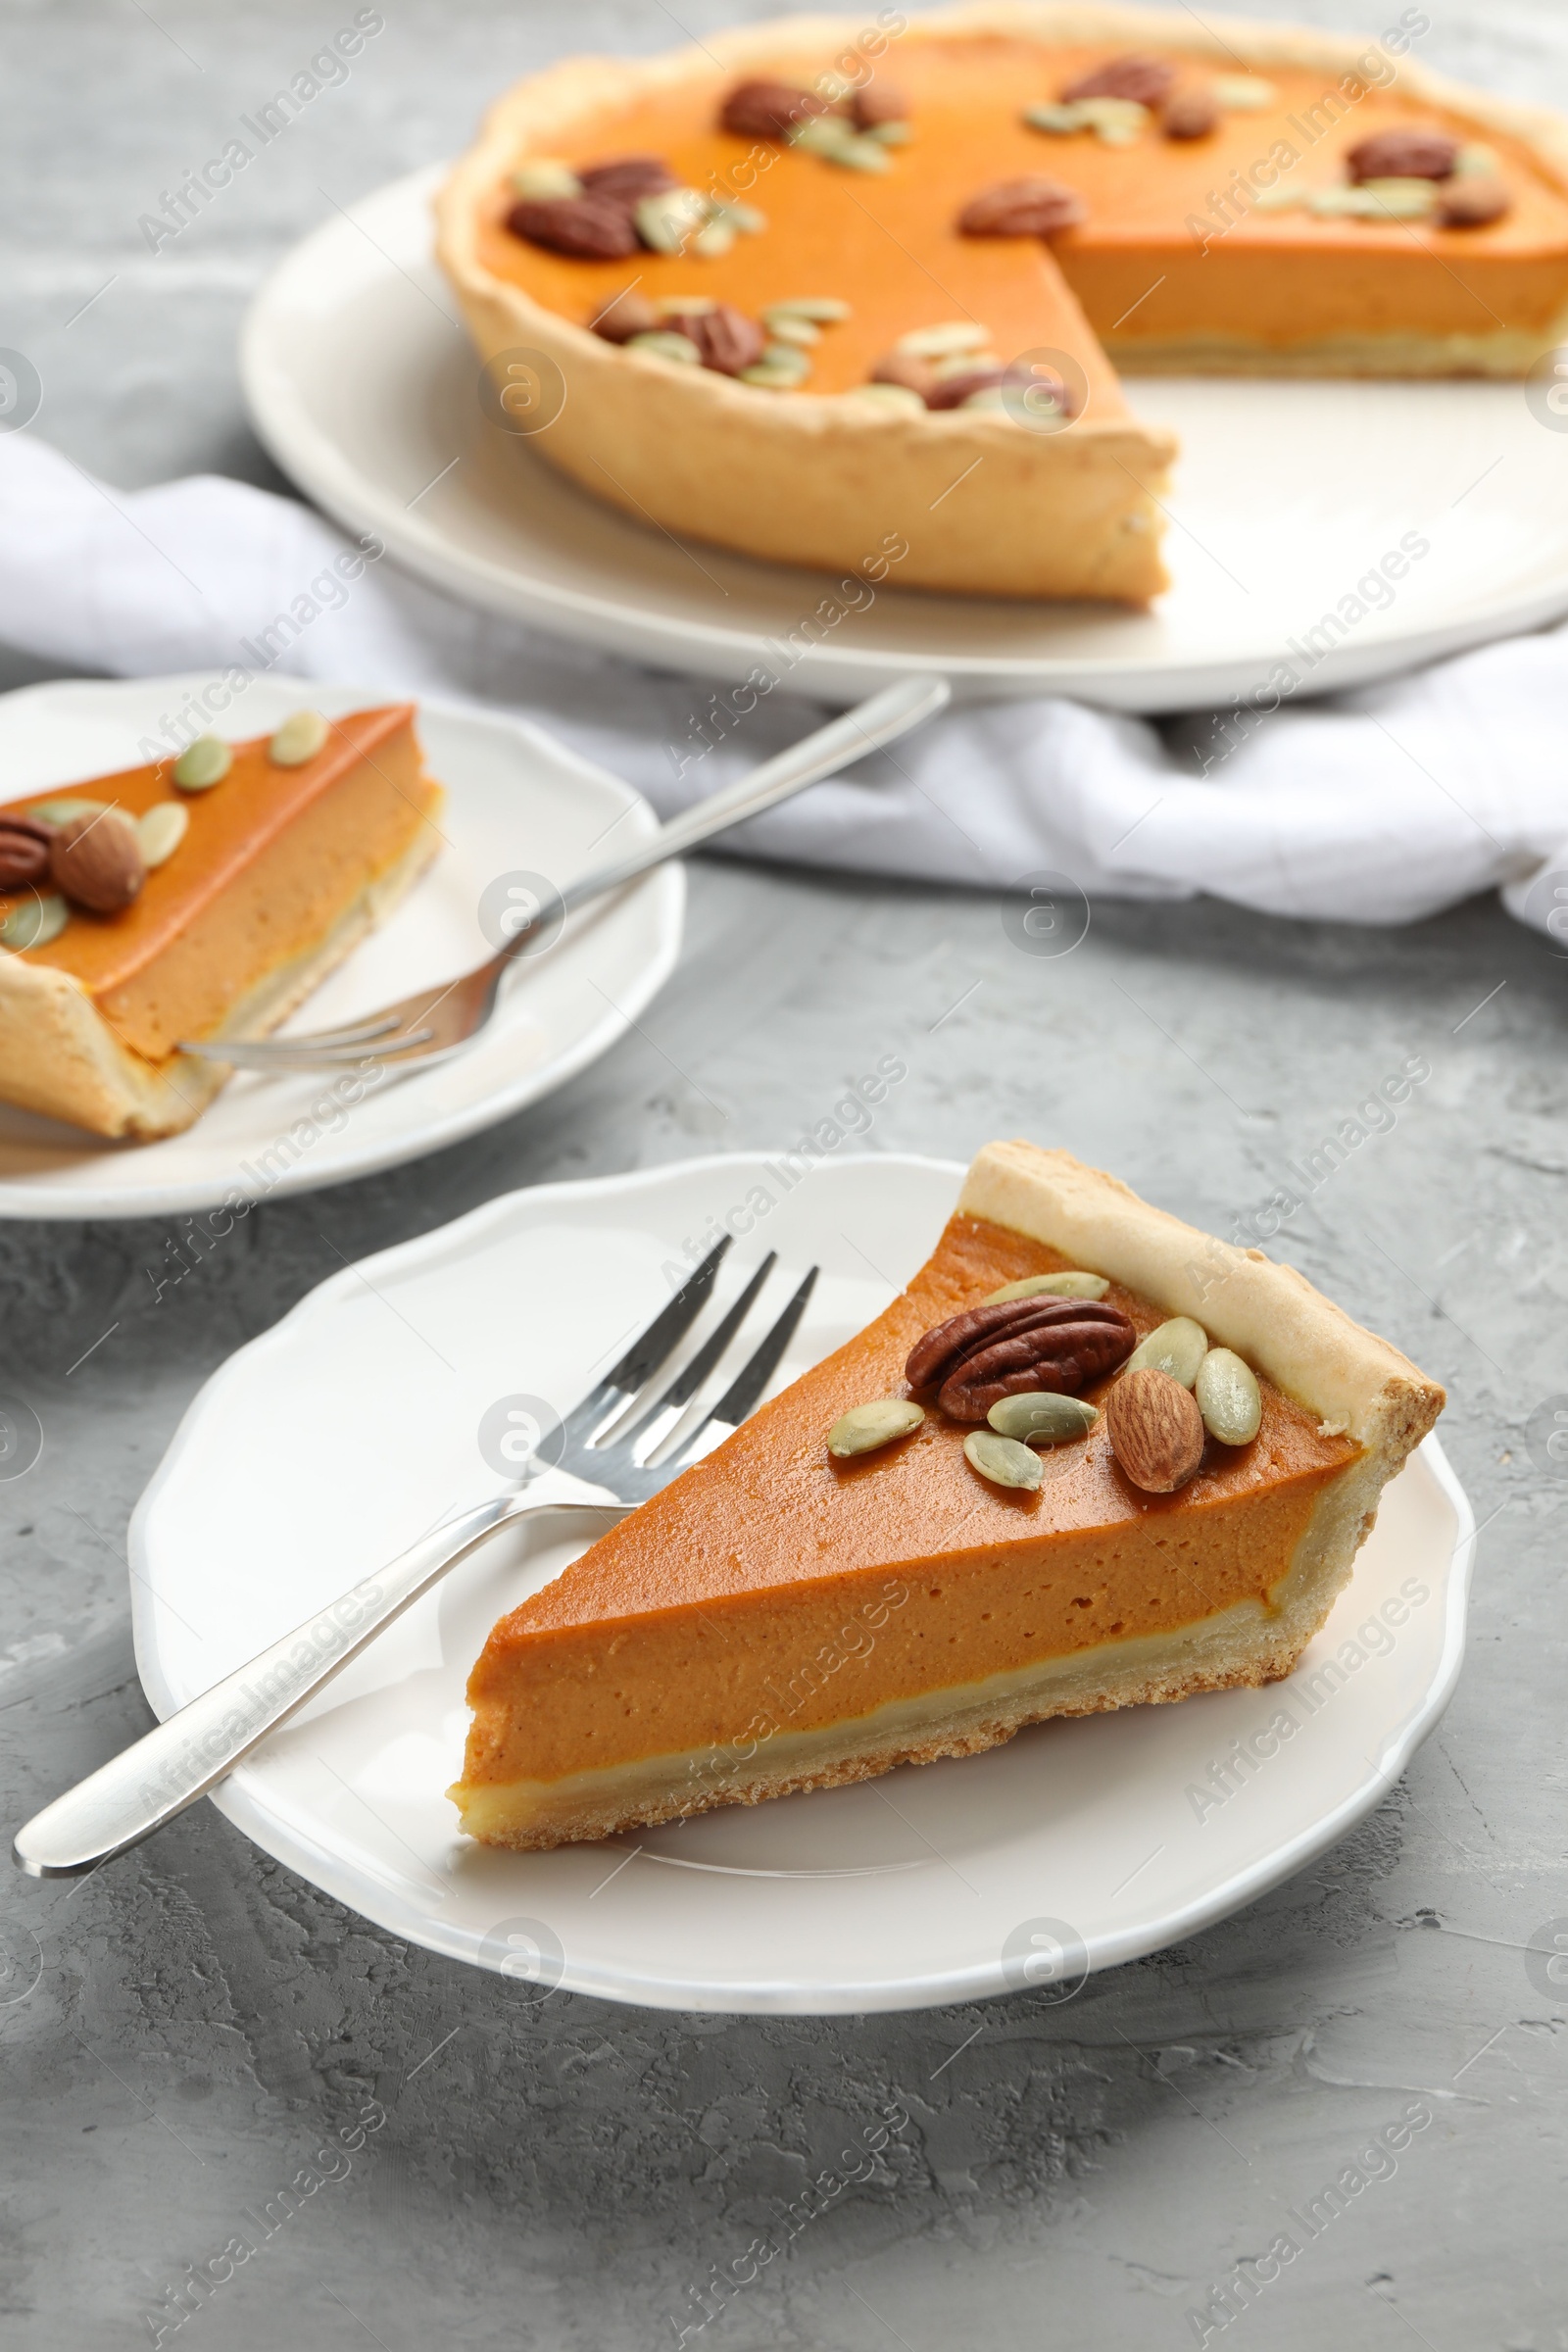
left=0, top=704, right=443, bottom=1141
left=451, top=1141, right=1445, bottom=1851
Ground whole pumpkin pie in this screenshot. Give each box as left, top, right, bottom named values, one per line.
left=0, top=704, right=444, bottom=1140
left=435, top=4, right=1568, bottom=603
left=450, top=1142, right=1445, bottom=1851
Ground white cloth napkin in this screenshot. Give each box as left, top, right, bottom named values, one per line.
left=3, top=432, right=1566, bottom=935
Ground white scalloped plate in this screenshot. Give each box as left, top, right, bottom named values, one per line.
left=0, top=675, right=682, bottom=1218
left=128, top=1152, right=1474, bottom=2014
left=241, top=163, right=1568, bottom=711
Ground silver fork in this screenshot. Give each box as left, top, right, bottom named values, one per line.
left=13, top=1234, right=814, bottom=1877
left=181, top=673, right=950, bottom=1074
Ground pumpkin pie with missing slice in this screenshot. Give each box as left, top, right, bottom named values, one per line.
left=0, top=704, right=443, bottom=1140
left=450, top=1141, right=1445, bottom=1851
left=435, top=3, right=1568, bottom=602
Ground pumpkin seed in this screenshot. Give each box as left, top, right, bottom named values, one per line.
left=1212, top=75, right=1277, bottom=110
left=1195, top=1348, right=1261, bottom=1446
left=868, top=120, right=911, bottom=144
left=1124, top=1315, right=1208, bottom=1388
left=1307, top=185, right=1383, bottom=217
left=1023, top=101, right=1087, bottom=135
left=626, top=330, right=703, bottom=366
left=634, top=186, right=710, bottom=254
left=740, top=361, right=808, bottom=390
left=0, top=893, right=68, bottom=952
left=790, top=117, right=892, bottom=172
left=27, top=797, right=106, bottom=828
left=137, top=801, right=189, bottom=868
left=761, top=310, right=821, bottom=346
left=931, top=346, right=1001, bottom=378
left=710, top=199, right=766, bottom=234
left=897, top=319, right=989, bottom=359
left=963, top=1429, right=1044, bottom=1490
left=827, top=1397, right=925, bottom=1457
left=987, top=1393, right=1100, bottom=1445
left=844, top=383, right=927, bottom=414
left=960, top=385, right=1009, bottom=410
left=760, top=341, right=813, bottom=379
left=1357, top=176, right=1439, bottom=219
left=1453, top=143, right=1497, bottom=177
left=1078, top=97, right=1148, bottom=145
left=173, top=733, right=232, bottom=789
left=657, top=294, right=717, bottom=318
left=510, top=158, right=583, bottom=200
left=692, top=216, right=737, bottom=258
left=269, top=710, right=330, bottom=766
left=984, top=1271, right=1110, bottom=1303
left=766, top=296, right=852, bottom=322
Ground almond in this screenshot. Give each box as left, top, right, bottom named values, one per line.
left=1161, top=87, right=1220, bottom=140
left=49, top=808, right=145, bottom=913
left=1436, top=177, right=1511, bottom=227
left=1105, top=1366, right=1205, bottom=1493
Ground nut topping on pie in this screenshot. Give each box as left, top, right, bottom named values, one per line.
left=576, top=155, right=678, bottom=200
left=719, top=76, right=830, bottom=139
left=508, top=191, right=640, bottom=258
left=906, top=1295, right=1136, bottom=1419
left=1160, top=86, right=1221, bottom=141
left=0, top=820, right=53, bottom=890
left=589, top=284, right=661, bottom=342
left=49, top=809, right=144, bottom=914
left=1346, top=127, right=1460, bottom=182
left=1106, top=1366, right=1206, bottom=1493
left=956, top=174, right=1089, bottom=237
left=1060, top=53, right=1176, bottom=106
left=1437, top=177, right=1513, bottom=227
left=851, top=77, right=908, bottom=129
left=673, top=301, right=766, bottom=373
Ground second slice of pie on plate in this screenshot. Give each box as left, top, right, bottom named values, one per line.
left=450, top=1140, right=1445, bottom=1851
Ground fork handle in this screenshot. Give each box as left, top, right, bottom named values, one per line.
left=554, top=673, right=952, bottom=916
left=12, top=1486, right=623, bottom=1877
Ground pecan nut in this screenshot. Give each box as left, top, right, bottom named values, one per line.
left=681, top=303, right=766, bottom=375
left=0, top=818, right=54, bottom=891
left=1160, top=87, right=1220, bottom=140
left=719, top=78, right=830, bottom=140
left=1060, top=54, right=1175, bottom=106
left=1346, top=128, right=1459, bottom=183
left=906, top=1297, right=1136, bottom=1422
left=49, top=808, right=144, bottom=914
left=577, top=155, right=678, bottom=202
left=507, top=193, right=640, bottom=258
left=957, top=176, right=1089, bottom=238
left=1436, top=177, right=1511, bottom=227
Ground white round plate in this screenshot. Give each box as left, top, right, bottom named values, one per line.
left=0, top=674, right=681, bottom=1219
left=243, top=164, right=1568, bottom=713
left=129, top=1152, right=1473, bottom=2015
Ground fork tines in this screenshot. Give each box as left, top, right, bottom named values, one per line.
left=560, top=1238, right=818, bottom=1481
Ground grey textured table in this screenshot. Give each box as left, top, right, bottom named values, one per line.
left=3, top=4, right=1565, bottom=2346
